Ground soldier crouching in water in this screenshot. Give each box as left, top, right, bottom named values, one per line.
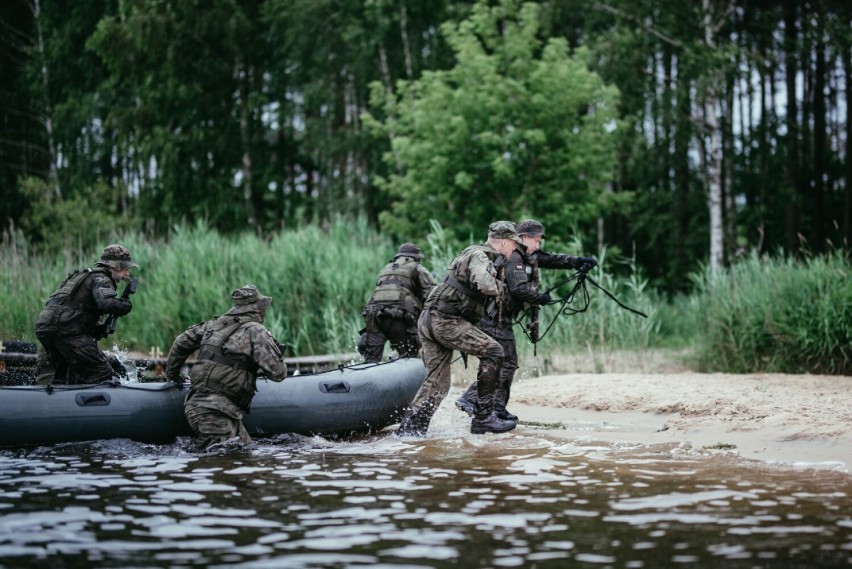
left=357, top=243, right=436, bottom=362
left=34, top=244, right=137, bottom=384
left=455, top=219, right=597, bottom=421
left=396, top=221, right=520, bottom=437
left=165, top=285, right=287, bottom=451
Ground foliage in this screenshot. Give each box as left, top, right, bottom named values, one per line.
left=0, top=218, right=406, bottom=356
left=364, top=0, right=624, bottom=243
left=17, top=176, right=136, bottom=253
left=691, top=251, right=851, bottom=374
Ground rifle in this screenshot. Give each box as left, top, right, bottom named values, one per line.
left=101, top=278, right=138, bottom=337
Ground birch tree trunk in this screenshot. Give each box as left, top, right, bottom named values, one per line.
left=31, top=0, right=60, bottom=198
left=702, top=0, right=725, bottom=273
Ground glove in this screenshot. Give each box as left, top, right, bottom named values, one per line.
left=538, top=292, right=551, bottom=305
left=575, top=256, right=597, bottom=271
left=108, top=355, right=128, bottom=379
left=275, top=340, right=289, bottom=354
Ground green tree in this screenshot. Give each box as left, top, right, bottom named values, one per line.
left=364, top=0, right=623, bottom=242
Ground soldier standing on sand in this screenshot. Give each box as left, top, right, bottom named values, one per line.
left=34, top=244, right=137, bottom=384
left=165, top=285, right=288, bottom=451
left=358, top=243, right=436, bottom=362
left=396, top=221, right=520, bottom=437
left=455, top=219, right=597, bottom=421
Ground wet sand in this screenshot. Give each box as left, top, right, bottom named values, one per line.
left=444, top=350, right=851, bottom=470
left=509, top=372, right=852, bottom=471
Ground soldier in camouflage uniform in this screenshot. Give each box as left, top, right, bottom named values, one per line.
left=34, top=244, right=137, bottom=384
left=165, top=285, right=288, bottom=451
left=358, top=243, right=436, bottom=362
left=396, top=221, right=520, bottom=436
left=455, top=219, right=597, bottom=421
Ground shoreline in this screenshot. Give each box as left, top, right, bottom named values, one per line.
left=507, top=371, right=852, bottom=471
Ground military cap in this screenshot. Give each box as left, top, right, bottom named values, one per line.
left=231, top=284, right=272, bottom=310
left=396, top=242, right=423, bottom=260
left=100, top=244, right=138, bottom=270
left=488, top=220, right=522, bottom=244
left=516, top=219, right=546, bottom=238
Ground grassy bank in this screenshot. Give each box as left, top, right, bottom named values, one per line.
left=1, top=222, right=848, bottom=373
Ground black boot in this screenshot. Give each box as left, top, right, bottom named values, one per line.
left=470, top=391, right=516, bottom=434
left=396, top=402, right=435, bottom=437
left=494, top=383, right=518, bottom=422
left=455, top=382, right=478, bottom=417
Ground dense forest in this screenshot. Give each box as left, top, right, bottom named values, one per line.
left=2, top=0, right=850, bottom=293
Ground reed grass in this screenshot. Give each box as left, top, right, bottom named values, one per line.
left=690, top=251, right=851, bottom=374
left=0, top=218, right=400, bottom=355
left=2, top=222, right=847, bottom=374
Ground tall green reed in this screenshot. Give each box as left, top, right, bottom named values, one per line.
left=0, top=218, right=397, bottom=355
left=691, top=250, right=850, bottom=374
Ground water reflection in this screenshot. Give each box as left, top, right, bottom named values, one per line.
left=0, top=417, right=850, bottom=568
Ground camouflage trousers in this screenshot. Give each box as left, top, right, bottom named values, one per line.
left=357, top=309, right=420, bottom=363
left=35, top=333, right=114, bottom=384
left=184, top=390, right=252, bottom=451
left=458, top=321, right=518, bottom=413
left=397, top=308, right=504, bottom=436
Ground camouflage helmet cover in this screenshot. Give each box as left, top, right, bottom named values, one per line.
left=487, top=220, right=522, bottom=244
left=100, top=244, right=138, bottom=270
left=396, top=242, right=423, bottom=260
left=231, top=284, right=272, bottom=310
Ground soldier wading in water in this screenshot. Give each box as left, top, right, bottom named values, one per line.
left=397, top=221, right=520, bottom=436
left=165, top=285, right=288, bottom=451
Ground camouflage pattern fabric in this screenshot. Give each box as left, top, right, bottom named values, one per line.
left=358, top=255, right=435, bottom=362
left=396, top=242, right=506, bottom=436
left=34, top=266, right=132, bottom=384
left=165, top=300, right=287, bottom=451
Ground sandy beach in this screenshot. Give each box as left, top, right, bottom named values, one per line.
left=448, top=351, right=852, bottom=471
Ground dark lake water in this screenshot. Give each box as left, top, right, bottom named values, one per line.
left=1, top=405, right=850, bottom=568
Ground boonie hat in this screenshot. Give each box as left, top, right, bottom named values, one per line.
left=100, top=244, right=138, bottom=270
left=231, top=284, right=272, bottom=310
left=396, top=242, right=423, bottom=260
left=516, top=219, right=546, bottom=238
left=488, top=221, right=522, bottom=244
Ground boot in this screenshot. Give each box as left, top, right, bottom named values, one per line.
left=470, top=392, right=516, bottom=434
left=494, top=384, right=518, bottom=422
left=454, top=382, right=478, bottom=417
left=396, top=405, right=433, bottom=437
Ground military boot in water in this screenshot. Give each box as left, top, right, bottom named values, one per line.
left=470, top=392, right=516, bottom=434
left=396, top=406, right=432, bottom=437
left=493, top=387, right=518, bottom=421
left=454, top=382, right=478, bottom=417
left=470, top=411, right=516, bottom=434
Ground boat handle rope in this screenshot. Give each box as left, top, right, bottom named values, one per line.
left=517, top=266, right=648, bottom=352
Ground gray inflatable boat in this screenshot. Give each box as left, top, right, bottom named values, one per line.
left=0, top=358, right=426, bottom=446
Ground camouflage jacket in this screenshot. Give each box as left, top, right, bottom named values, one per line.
left=35, top=265, right=132, bottom=337
left=424, top=243, right=504, bottom=323
left=165, top=305, right=287, bottom=412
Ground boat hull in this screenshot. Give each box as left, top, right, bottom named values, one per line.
left=0, top=358, right=426, bottom=446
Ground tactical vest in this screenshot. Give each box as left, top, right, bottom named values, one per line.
left=427, top=244, right=501, bottom=322
left=36, top=267, right=111, bottom=335
left=367, top=256, right=423, bottom=317
left=194, top=315, right=259, bottom=411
